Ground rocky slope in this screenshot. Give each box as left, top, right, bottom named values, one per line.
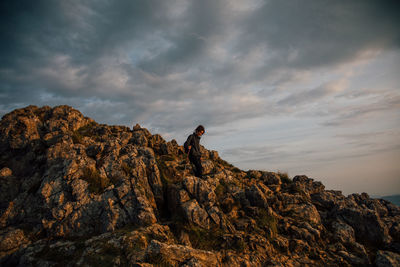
left=0, top=105, right=399, bottom=266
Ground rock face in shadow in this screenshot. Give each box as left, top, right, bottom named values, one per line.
left=0, top=105, right=399, bottom=266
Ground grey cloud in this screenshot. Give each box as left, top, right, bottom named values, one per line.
left=222, top=145, right=318, bottom=165
left=322, top=94, right=400, bottom=127
left=314, top=143, right=400, bottom=164
left=1, top=0, right=400, bottom=137
left=237, top=0, right=400, bottom=70
left=278, top=80, right=346, bottom=106
left=137, top=0, right=226, bottom=75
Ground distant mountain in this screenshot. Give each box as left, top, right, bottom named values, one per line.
left=1, top=105, right=400, bottom=266
left=382, top=195, right=400, bottom=206
left=372, top=194, right=400, bottom=206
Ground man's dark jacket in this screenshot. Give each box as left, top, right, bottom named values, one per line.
left=186, top=133, right=201, bottom=157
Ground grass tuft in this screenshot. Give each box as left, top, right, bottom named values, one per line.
left=186, top=225, right=224, bottom=251
left=72, top=122, right=100, bottom=144
left=278, top=171, right=292, bottom=184
left=256, top=208, right=278, bottom=240
left=81, top=167, right=110, bottom=194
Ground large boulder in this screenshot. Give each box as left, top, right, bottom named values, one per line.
left=181, top=199, right=210, bottom=229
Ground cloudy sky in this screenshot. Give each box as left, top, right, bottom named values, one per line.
left=1, top=0, right=399, bottom=196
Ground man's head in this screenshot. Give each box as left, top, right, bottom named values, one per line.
left=195, top=125, right=205, bottom=136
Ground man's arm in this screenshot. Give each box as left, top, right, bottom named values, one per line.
left=186, top=134, right=193, bottom=152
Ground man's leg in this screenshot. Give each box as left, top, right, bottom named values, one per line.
left=193, top=156, right=203, bottom=178
left=189, top=155, right=203, bottom=178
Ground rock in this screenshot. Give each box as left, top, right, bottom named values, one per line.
left=247, top=170, right=262, bottom=180
left=293, top=175, right=325, bottom=194
left=289, top=239, right=310, bottom=254
left=331, top=220, right=356, bottom=244
left=389, top=220, right=400, bottom=240
left=245, top=183, right=271, bottom=208
left=146, top=240, right=221, bottom=266
left=0, top=169, right=19, bottom=207
left=0, top=105, right=398, bottom=266
left=0, top=228, right=30, bottom=257
left=201, top=160, right=215, bottom=175
left=289, top=225, right=315, bottom=243
left=182, top=199, right=210, bottom=228
left=183, top=176, right=216, bottom=207
left=0, top=168, right=12, bottom=177
left=209, top=150, right=219, bottom=161
left=311, top=190, right=345, bottom=210
left=261, top=172, right=281, bottom=185
left=346, top=241, right=370, bottom=265
left=283, top=203, right=321, bottom=226
left=207, top=206, right=223, bottom=226
left=131, top=131, right=148, bottom=146
left=376, top=250, right=400, bottom=267
left=335, top=203, right=390, bottom=245
left=337, top=249, right=370, bottom=266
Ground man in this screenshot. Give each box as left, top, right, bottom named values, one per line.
left=184, top=125, right=205, bottom=178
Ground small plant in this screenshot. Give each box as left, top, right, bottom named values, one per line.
left=72, top=131, right=84, bottom=144
left=81, top=167, right=110, bottom=194
left=232, top=167, right=242, bottom=173
left=186, top=225, right=224, bottom=250
left=109, top=175, right=122, bottom=186
left=72, top=122, right=100, bottom=143
left=245, top=172, right=257, bottom=179
left=232, top=238, right=247, bottom=252
left=84, top=242, right=124, bottom=267
left=216, top=158, right=234, bottom=168
left=146, top=253, right=172, bottom=267
left=278, top=171, right=292, bottom=184
left=156, top=157, right=180, bottom=184
left=256, top=208, right=278, bottom=240
left=160, top=154, right=176, bottom=162
left=215, top=180, right=228, bottom=199
left=36, top=245, right=73, bottom=266
left=34, top=109, right=47, bottom=123
left=121, top=162, right=132, bottom=176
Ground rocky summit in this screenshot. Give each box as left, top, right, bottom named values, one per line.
left=0, top=105, right=399, bottom=267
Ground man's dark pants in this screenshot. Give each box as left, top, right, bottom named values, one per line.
left=189, top=155, right=203, bottom=178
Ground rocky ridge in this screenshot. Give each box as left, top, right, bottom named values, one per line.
left=0, top=105, right=399, bottom=266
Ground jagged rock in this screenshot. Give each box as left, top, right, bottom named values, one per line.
left=245, top=183, right=271, bottom=208
left=201, top=159, right=215, bottom=175
left=337, top=249, right=369, bottom=266
left=331, top=220, right=356, bottom=244
left=289, top=239, right=310, bottom=254
left=182, top=199, right=210, bottom=228
left=335, top=201, right=391, bottom=245
left=0, top=167, right=12, bottom=177
left=0, top=169, right=19, bottom=208
left=209, top=150, right=219, bottom=161
left=375, top=250, right=400, bottom=267
left=0, top=105, right=399, bottom=266
left=207, top=206, right=223, bottom=226
left=386, top=202, right=400, bottom=217
left=293, top=175, right=325, bottom=194
left=247, top=170, right=262, bottom=179
left=283, top=203, right=321, bottom=226
left=0, top=228, right=30, bottom=258
left=183, top=176, right=217, bottom=207
left=146, top=240, right=221, bottom=266
left=261, top=171, right=281, bottom=185
left=311, top=190, right=345, bottom=209
left=346, top=241, right=370, bottom=265
left=389, top=220, right=400, bottom=240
